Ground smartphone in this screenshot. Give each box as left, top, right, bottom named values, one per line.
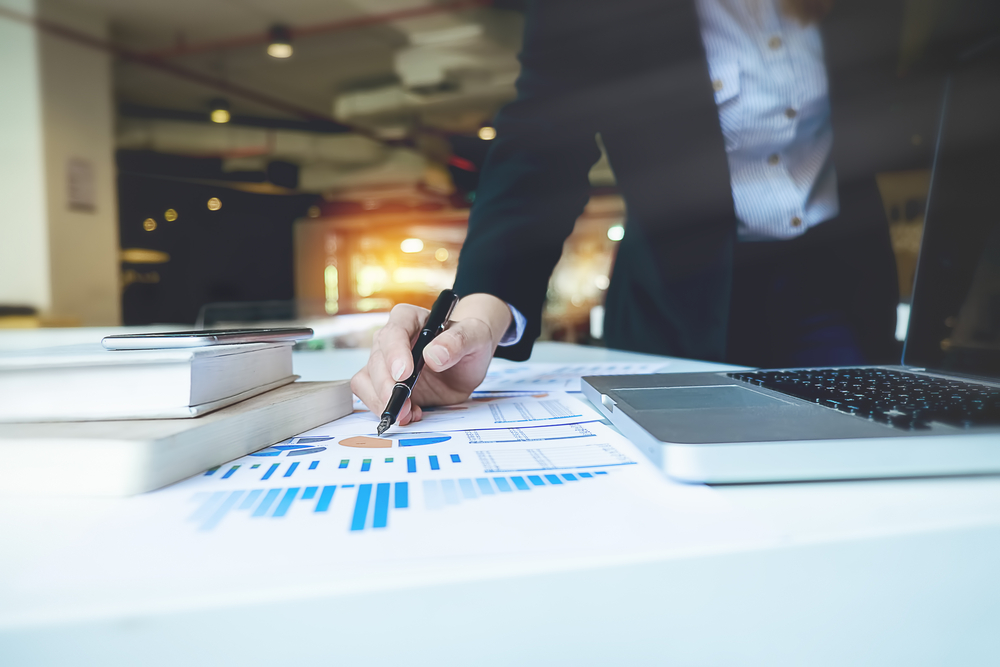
left=101, top=328, right=314, bottom=350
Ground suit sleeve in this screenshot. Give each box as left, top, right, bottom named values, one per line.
left=452, top=0, right=604, bottom=361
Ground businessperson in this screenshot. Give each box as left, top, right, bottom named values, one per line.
left=352, top=0, right=928, bottom=424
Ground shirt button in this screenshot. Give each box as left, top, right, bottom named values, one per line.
left=791, top=216, right=803, bottom=228
left=785, top=107, right=797, bottom=119
left=712, top=79, right=724, bottom=92
left=768, top=36, right=783, bottom=50
left=767, top=154, right=780, bottom=165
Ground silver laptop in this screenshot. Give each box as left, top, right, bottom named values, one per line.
left=583, top=42, right=1000, bottom=483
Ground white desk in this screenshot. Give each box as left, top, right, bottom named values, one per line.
left=1, top=341, right=999, bottom=666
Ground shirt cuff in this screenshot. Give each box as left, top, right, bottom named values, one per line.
left=497, top=302, right=527, bottom=347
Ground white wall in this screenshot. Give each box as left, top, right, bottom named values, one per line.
left=0, top=0, right=119, bottom=324
left=0, top=0, right=51, bottom=311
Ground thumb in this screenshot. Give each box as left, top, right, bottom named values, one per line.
left=423, top=318, right=493, bottom=372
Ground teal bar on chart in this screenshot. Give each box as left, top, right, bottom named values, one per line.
left=595, top=471, right=608, bottom=475
left=204, top=467, right=219, bottom=476
left=372, top=483, right=390, bottom=529
left=476, top=478, right=495, bottom=495
left=302, top=486, right=318, bottom=500
left=450, top=454, right=461, bottom=463
left=221, top=465, right=239, bottom=479
left=351, top=484, right=373, bottom=531
left=272, top=487, right=300, bottom=517
left=262, top=463, right=279, bottom=480
left=544, top=475, right=563, bottom=485
left=429, top=455, right=440, bottom=470
left=361, top=459, right=371, bottom=472
left=528, top=475, right=545, bottom=486
left=407, top=457, right=416, bottom=473
left=283, top=462, right=299, bottom=478
left=315, top=486, right=336, bottom=512
left=252, top=488, right=282, bottom=517
left=578, top=472, right=593, bottom=478
left=493, top=477, right=513, bottom=492
left=394, top=482, right=409, bottom=508
left=308, top=461, right=319, bottom=470
left=562, top=474, right=578, bottom=481
left=339, top=459, right=349, bottom=469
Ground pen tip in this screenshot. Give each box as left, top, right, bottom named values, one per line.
left=376, top=417, right=390, bottom=436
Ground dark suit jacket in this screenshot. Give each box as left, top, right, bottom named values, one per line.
left=453, top=0, right=931, bottom=362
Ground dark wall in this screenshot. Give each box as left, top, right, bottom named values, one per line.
left=118, top=152, right=318, bottom=325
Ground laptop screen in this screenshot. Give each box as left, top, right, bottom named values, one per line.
left=903, top=40, right=1000, bottom=380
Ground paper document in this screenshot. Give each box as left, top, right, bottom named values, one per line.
left=4, top=415, right=777, bottom=625
left=477, top=361, right=674, bottom=392
left=328, top=391, right=602, bottom=434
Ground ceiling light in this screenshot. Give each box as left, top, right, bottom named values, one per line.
left=268, top=25, right=293, bottom=59
left=478, top=126, right=496, bottom=141
left=209, top=98, right=230, bottom=124
left=400, top=238, right=424, bottom=254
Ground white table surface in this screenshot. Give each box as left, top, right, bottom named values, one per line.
left=1, top=339, right=998, bottom=666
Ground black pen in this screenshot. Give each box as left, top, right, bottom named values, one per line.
left=377, top=289, right=460, bottom=436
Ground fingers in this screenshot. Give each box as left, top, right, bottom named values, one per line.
left=423, top=318, right=494, bottom=372
left=374, top=304, right=427, bottom=382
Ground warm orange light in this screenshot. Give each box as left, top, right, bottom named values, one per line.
left=400, top=238, right=424, bottom=253
left=207, top=197, right=222, bottom=211
left=478, top=126, right=496, bottom=140
left=434, top=248, right=449, bottom=262
left=142, top=218, right=157, bottom=232
left=210, top=109, right=230, bottom=124
left=164, top=208, right=178, bottom=221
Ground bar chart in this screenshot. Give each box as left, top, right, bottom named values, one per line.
left=188, top=481, right=411, bottom=532
left=422, top=471, right=608, bottom=510
left=476, top=444, right=635, bottom=473
left=204, top=452, right=464, bottom=481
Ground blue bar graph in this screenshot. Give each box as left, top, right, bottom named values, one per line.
left=458, top=478, right=477, bottom=499
left=273, top=487, right=300, bottom=517
left=407, top=456, right=416, bottom=473
left=190, top=491, right=226, bottom=522
left=204, top=467, right=220, bottom=476
left=429, top=455, right=440, bottom=470
left=424, top=480, right=443, bottom=510
left=578, top=472, right=593, bottom=478
left=493, top=477, right=512, bottom=492
left=238, top=489, right=263, bottom=510
left=595, top=471, right=608, bottom=475
left=394, top=482, right=409, bottom=508
left=450, top=454, right=461, bottom=463
left=441, top=479, right=459, bottom=505
left=262, top=463, right=279, bottom=480
left=283, top=462, right=299, bottom=478
left=200, top=490, right=244, bottom=531
left=511, top=476, right=530, bottom=491
left=361, top=459, right=371, bottom=472
left=351, top=484, right=372, bottom=531
left=544, top=475, right=563, bottom=485
left=316, top=486, right=336, bottom=512
left=221, top=465, right=239, bottom=479
left=252, top=488, right=282, bottom=517
left=339, top=459, right=349, bottom=469
left=373, top=483, right=390, bottom=528
left=302, top=486, right=318, bottom=500
left=528, top=475, right=545, bottom=486
left=562, top=474, right=578, bottom=481
left=476, top=478, right=495, bottom=495
left=308, top=461, right=319, bottom=470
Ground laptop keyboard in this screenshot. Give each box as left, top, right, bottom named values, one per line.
left=727, top=368, right=1000, bottom=430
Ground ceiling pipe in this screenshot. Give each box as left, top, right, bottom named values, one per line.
left=139, top=0, right=493, bottom=61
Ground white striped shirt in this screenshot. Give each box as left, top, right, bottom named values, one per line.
left=697, top=0, right=839, bottom=240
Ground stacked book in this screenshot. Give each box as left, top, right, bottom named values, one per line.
left=0, top=343, right=351, bottom=496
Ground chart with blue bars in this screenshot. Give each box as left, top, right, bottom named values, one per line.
left=204, top=452, right=467, bottom=481
left=187, top=471, right=611, bottom=533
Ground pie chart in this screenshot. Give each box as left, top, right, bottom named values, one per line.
left=338, top=433, right=452, bottom=448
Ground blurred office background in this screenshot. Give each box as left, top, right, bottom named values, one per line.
left=0, top=0, right=992, bottom=346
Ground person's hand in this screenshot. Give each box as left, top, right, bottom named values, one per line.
left=351, top=293, right=514, bottom=426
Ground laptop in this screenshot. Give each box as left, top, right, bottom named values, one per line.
left=583, top=39, right=1000, bottom=483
